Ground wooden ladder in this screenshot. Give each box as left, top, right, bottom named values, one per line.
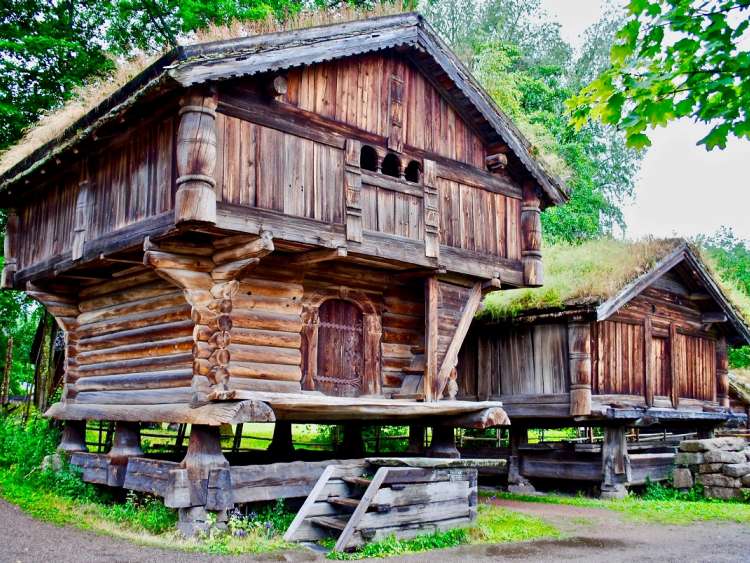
left=284, top=465, right=403, bottom=551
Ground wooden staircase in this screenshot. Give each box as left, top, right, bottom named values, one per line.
left=284, top=461, right=477, bottom=552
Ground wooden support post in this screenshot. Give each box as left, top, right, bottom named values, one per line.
left=107, top=422, right=143, bottom=487
left=268, top=422, right=295, bottom=460
left=521, top=182, right=542, bottom=287
left=423, top=159, right=440, bottom=260
left=175, top=88, right=218, bottom=225
left=177, top=424, right=232, bottom=536
left=340, top=424, right=365, bottom=459
left=424, top=276, right=439, bottom=402
left=58, top=420, right=88, bottom=453
left=600, top=425, right=631, bottom=499
left=669, top=322, right=679, bottom=409
left=644, top=316, right=654, bottom=407
left=344, top=139, right=363, bottom=243
left=568, top=321, right=592, bottom=416
left=71, top=179, right=91, bottom=261
left=477, top=335, right=491, bottom=402
left=426, top=426, right=459, bottom=459
left=1, top=209, right=18, bottom=288
left=716, top=335, right=729, bottom=408
left=406, top=425, right=425, bottom=455
left=507, top=426, right=535, bottom=493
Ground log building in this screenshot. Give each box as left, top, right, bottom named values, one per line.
left=459, top=240, right=750, bottom=496
left=0, top=14, right=565, bottom=537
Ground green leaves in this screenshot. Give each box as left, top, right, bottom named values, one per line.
left=572, top=0, right=750, bottom=151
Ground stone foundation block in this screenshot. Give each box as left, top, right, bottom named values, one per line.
left=672, top=467, right=694, bottom=489
left=744, top=448, right=750, bottom=462
left=680, top=437, right=745, bottom=452
left=674, top=452, right=704, bottom=466
left=697, top=473, right=741, bottom=488
left=722, top=462, right=750, bottom=478
left=704, top=486, right=744, bottom=500
left=600, top=484, right=628, bottom=500
left=742, top=474, right=750, bottom=487
left=177, top=507, right=229, bottom=537
left=698, top=463, right=723, bottom=474
left=703, top=450, right=746, bottom=464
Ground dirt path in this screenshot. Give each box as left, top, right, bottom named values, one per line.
left=1, top=497, right=748, bottom=562
left=392, top=498, right=750, bottom=563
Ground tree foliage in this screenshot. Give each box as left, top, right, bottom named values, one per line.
left=568, top=0, right=750, bottom=150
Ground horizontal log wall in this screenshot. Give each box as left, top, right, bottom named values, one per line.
left=16, top=115, right=175, bottom=271
left=283, top=53, right=485, bottom=168
left=67, top=269, right=193, bottom=404
left=381, top=285, right=424, bottom=394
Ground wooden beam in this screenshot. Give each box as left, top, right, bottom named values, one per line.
left=435, top=283, right=483, bottom=399
left=289, top=247, right=347, bottom=266
left=701, top=312, right=727, bottom=324
left=644, top=316, right=654, bottom=407
left=424, top=276, right=439, bottom=402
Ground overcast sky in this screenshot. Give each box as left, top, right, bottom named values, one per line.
left=539, top=0, right=750, bottom=241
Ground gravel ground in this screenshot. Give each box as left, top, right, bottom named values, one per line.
left=1, top=497, right=749, bottom=562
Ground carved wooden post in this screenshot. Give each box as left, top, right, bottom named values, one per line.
left=427, top=426, right=459, bottom=459
left=423, top=159, right=440, bottom=260
left=600, top=425, right=631, bottom=499
left=362, top=313, right=382, bottom=395
left=175, top=88, right=218, bottom=225
left=716, top=335, right=729, bottom=408
left=424, top=276, right=439, bottom=402
left=568, top=321, right=592, bottom=416
left=301, top=305, right=319, bottom=391
left=521, top=181, right=542, bottom=287
left=1, top=209, right=18, bottom=288
left=406, top=425, right=425, bottom=454
left=58, top=420, right=88, bottom=453
left=71, top=179, right=91, bottom=261
left=344, top=139, right=363, bottom=243
left=669, top=322, right=680, bottom=409
left=387, top=75, right=404, bottom=153
left=107, top=422, right=143, bottom=487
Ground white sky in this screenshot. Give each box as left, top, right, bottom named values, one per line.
left=540, top=0, right=750, bottom=240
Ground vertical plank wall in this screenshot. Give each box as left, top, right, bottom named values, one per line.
left=16, top=116, right=175, bottom=270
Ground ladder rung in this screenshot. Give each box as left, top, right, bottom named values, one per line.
left=311, top=515, right=348, bottom=532
left=343, top=476, right=372, bottom=488
left=328, top=496, right=360, bottom=510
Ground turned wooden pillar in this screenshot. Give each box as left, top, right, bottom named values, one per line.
left=568, top=321, right=592, bottom=416
left=406, top=425, right=425, bottom=454
left=716, top=335, right=729, bottom=408
left=600, top=425, right=631, bottom=499
left=521, top=182, right=543, bottom=287
left=107, top=422, right=143, bottom=487
left=507, top=426, right=534, bottom=493
left=427, top=426, right=459, bottom=459
left=1, top=209, right=18, bottom=289
left=175, top=88, right=218, bottom=225
left=58, top=420, right=88, bottom=453
left=268, top=422, right=294, bottom=460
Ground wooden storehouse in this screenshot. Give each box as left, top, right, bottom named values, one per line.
left=0, top=14, right=566, bottom=538
left=458, top=240, right=750, bottom=497
left=729, top=370, right=750, bottom=426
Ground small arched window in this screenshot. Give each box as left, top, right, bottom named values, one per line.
left=404, top=160, right=421, bottom=183
left=360, top=145, right=378, bottom=171
left=381, top=153, right=401, bottom=178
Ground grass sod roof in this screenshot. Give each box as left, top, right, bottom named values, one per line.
left=481, top=238, right=750, bottom=332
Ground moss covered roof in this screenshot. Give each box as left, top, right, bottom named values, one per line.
left=730, top=369, right=750, bottom=405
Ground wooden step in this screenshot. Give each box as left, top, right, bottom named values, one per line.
left=311, top=515, right=349, bottom=532
left=343, top=476, right=372, bottom=488
left=391, top=392, right=425, bottom=401
left=327, top=496, right=360, bottom=510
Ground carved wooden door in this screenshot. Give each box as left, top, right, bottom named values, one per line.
left=315, top=300, right=364, bottom=397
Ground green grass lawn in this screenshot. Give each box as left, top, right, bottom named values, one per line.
left=488, top=490, right=750, bottom=526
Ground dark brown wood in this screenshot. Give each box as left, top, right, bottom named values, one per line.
left=424, top=276, right=439, bottom=402
left=268, top=421, right=294, bottom=459
left=58, top=420, right=88, bottom=453
left=426, top=426, right=459, bottom=458
left=568, top=321, right=592, bottom=416
left=716, top=335, right=729, bottom=407
left=520, top=182, right=542, bottom=287
left=669, top=322, right=679, bottom=408
left=1, top=209, right=18, bottom=288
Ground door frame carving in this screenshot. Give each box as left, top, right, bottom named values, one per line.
left=301, top=287, right=382, bottom=396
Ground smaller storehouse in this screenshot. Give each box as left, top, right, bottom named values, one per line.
left=729, top=370, right=750, bottom=426
left=457, top=239, right=750, bottom=496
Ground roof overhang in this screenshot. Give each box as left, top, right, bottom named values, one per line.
left=0, top=13, right=567, bottom=206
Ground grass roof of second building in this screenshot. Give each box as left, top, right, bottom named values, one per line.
left=482, top=238, right=684, bottom=320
